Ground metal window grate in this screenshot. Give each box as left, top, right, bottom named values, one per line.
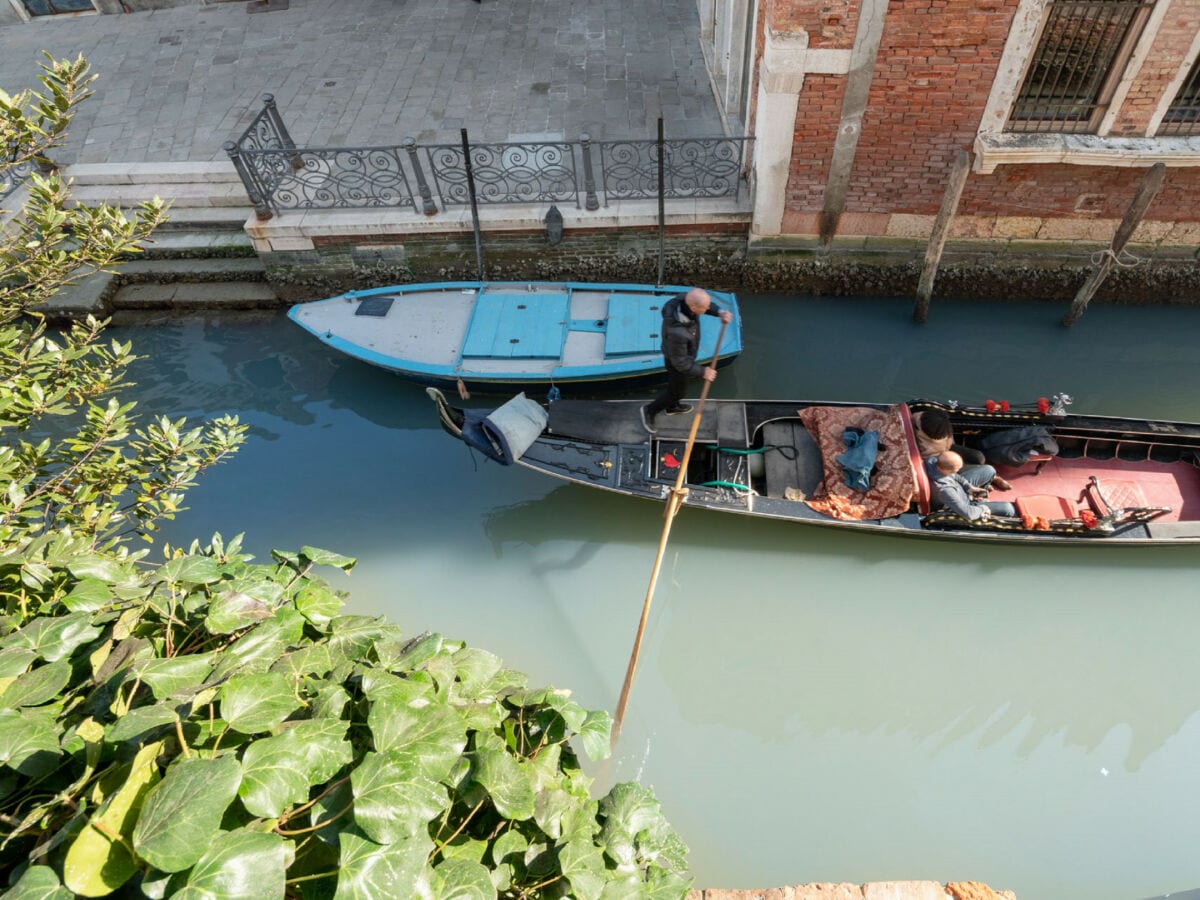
left=1007, top=0, right=1153, bottom=134
left=1159, top=55, right=1200, bottom=136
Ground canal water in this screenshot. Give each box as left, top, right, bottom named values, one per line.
left=118, top=295, right=1200, bottom=899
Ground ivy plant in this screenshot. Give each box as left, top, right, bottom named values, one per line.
left=0, top=538, right=690, bottom=898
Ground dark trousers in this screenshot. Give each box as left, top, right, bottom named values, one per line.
left=645, top=367, right=688, bottom=417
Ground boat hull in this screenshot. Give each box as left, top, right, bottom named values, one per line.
left=437, top=394, right=1200, bottom=546
left=290, top=281, right=742, bottom=393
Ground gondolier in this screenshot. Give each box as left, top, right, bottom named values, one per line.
left=640, top=288, right=733, bottom=434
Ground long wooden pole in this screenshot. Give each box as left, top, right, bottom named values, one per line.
left=913, top=149, right=971, bottom=324
left=1062, top=162, right=1165, bottom=327
left=611, top=320, right=729, bottom=752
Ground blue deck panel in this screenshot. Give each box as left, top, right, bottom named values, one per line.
left=462, top=293, right=570, bottom=359
left=604, top=293, right=663, bottom=356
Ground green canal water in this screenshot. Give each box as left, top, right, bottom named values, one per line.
left=119, top=295, right=1200, bottom=899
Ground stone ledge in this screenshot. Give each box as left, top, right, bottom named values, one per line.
left=687, top=881, right=1016, bottom=899
left=974, top=132, right=1200, bottom=174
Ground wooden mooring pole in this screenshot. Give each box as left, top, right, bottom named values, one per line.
left=913, top=149, right=972, bottom=324
left=1062, top=162, right=1166, bottom=328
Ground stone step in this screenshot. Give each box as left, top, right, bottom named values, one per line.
left=138, top=230, right=257, bottom=259
left=70, top=181, right=251, bottom=208
left=119, top=257, right=268, bottom=284
left=64, top=162, right=241, bottom=186
left=159, top=206, right=254, bottom=230
left=112, top=281, right=282, bottom=311
left=40, top=270, right=118, bottom=324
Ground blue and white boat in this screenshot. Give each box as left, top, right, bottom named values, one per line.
left=288, top=281, right=741, bottom=393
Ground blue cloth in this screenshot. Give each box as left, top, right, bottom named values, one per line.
left=836, top=428, right=879, bottom=492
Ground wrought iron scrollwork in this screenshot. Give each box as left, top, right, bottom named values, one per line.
left=424, top=141, right=580, bottom=207
left=241, top=147, right=416, bottom=211
left=0, top=157, right=37, bottom=204
left=597, top=137, right=750, bottom=202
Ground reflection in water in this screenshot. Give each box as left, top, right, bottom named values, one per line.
left=115, top=300, right=1200, bottom=900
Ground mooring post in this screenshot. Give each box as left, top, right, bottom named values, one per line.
left=1062, top=162, right=1166, bottom=328
left=403, top=138, right=438, bottom=216
left=913, top=149, right=972, bottom=324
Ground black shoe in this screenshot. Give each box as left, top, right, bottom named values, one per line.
left=664, top=404, right=693, bottom=416
left=639, top=405, right=657, bottom=434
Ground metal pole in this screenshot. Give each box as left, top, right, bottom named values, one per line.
left=224, top=140, right=273, bottom=221
left=913, top=149, right=972, bottom=324
left=656, top=118, right=666, bottom=288
left=461, top=128, right=485, bottom=281
left=1062, top=162, right=1166, bottom=327
left=580, top=133, right=600, bottom=211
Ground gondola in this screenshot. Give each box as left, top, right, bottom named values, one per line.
left=429, top=389, right=1200, bottom=545
left=289, top=281, right=741, bottom=393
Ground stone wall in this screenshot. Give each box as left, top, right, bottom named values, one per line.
left=686, top=881, right=1016, bottom=899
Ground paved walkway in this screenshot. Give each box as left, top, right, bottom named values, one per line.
left=0, top=0, right=725, bottom=165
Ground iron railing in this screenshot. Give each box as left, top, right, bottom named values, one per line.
left=0, top=157, right=37, bottom=205
left=1159, top=54, right=1200, bottom=136
left=226, top=94, right=752, bottom=219
left=1006, top=0, right=1153, bottom=134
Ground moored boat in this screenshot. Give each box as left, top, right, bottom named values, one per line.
left=429, top=390, right=1200, bottom=545
left=289, top=281, right=741, bottom=393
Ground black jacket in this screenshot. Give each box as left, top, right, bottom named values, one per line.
left=660, top=294, right=722, bottom=377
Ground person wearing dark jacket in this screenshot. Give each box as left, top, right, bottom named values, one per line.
left=640, top=288, right=732, bottom=434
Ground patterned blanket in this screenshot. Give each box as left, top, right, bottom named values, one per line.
left=799, top=405, right=918, bottom=520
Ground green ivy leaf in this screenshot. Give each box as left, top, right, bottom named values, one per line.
left=63, top=740, right=163, bottom=896
left=211, top=607, right=305, bottom=679
left=328, top=615, right=399, bottom=661
left=351, top=750, right=448, bottom=845
left=598, top=783, right=685, bottom=877
left=471, top=734, right=535, bottom=821
left=381, top=631, right=442, bottom=671
left=67, top=553, right=128, bottom=583
left=0, top=706, right=61, bottom=773
left=576, top=710, right=613, bottom=762
left=107, top=702, right=180, bottom=743
left=299, top=546, right=356, bottom=571
left=3, top=613, right=100, bottom=662
left=294, top=580, right=342, bottom=627
left=134, top=654, right=215, bottom=701
left=206, top=591, right=273, bottom=635
left=238, top=733, right=310, bottom=819
left=271, top=643, right=334, bottom=680
left=220, top=672, right=300, bottom=734
left=133, top=754, right=242, bottom=873
left=432, top=857, right=495, bottom=900
left=277, top=717, right=352, bottom=785
left=451, top=647, right=503, bottom=700
left=0, top=647, right=36, bottom=678
left=62, top=577, right=115, bottom=613
left=0, top=658, right=70, bottom=708
left=558, top=834, right=607, bottom=900
left=334, top=828, right=433, bottom=899
left=175, top=827, right=293, bottom=899
left=3, top=864, right=72, bottom=899
left=368, top=692, right=466, bottom=783
left=159, top=555, right=223, bottom=586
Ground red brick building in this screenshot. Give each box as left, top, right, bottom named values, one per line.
left=700, top=0, right=1200, bottom=252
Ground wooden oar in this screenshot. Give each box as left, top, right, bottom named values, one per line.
left=611, top=319, right=729, bottom=752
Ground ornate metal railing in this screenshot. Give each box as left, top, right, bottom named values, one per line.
left=225, top=94, right=752, bottom=219
left=0, top=157, right=37, bottom=204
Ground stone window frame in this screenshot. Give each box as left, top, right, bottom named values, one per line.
left=974, top=0, right=1200, bottom=172
left=5, top=0, right=100, bottom=21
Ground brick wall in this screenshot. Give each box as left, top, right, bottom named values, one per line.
left=777, top=0, right=1200, bottom=237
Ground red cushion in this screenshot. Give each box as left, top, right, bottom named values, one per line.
left=1016, top=495, right=1077, bottom=519
left=899, top=404, right=931, bottom=515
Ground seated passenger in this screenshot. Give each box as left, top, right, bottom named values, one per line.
left=914, top=409, right=1011, bottom=491
left=930, top=451, right=1017, bottom=521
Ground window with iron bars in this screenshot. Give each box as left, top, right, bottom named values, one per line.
left=1006, top=0, right=1154, bottom=134
left=1158, top=54, right=1200, bottom=135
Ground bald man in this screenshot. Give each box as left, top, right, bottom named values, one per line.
left=640, top=288, right=732, bottom=434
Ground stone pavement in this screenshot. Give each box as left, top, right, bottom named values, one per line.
left=0, top=0, right=726, bottom=166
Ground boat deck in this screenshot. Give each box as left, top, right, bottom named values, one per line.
left=996, top=455, right=1200, bottom=523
